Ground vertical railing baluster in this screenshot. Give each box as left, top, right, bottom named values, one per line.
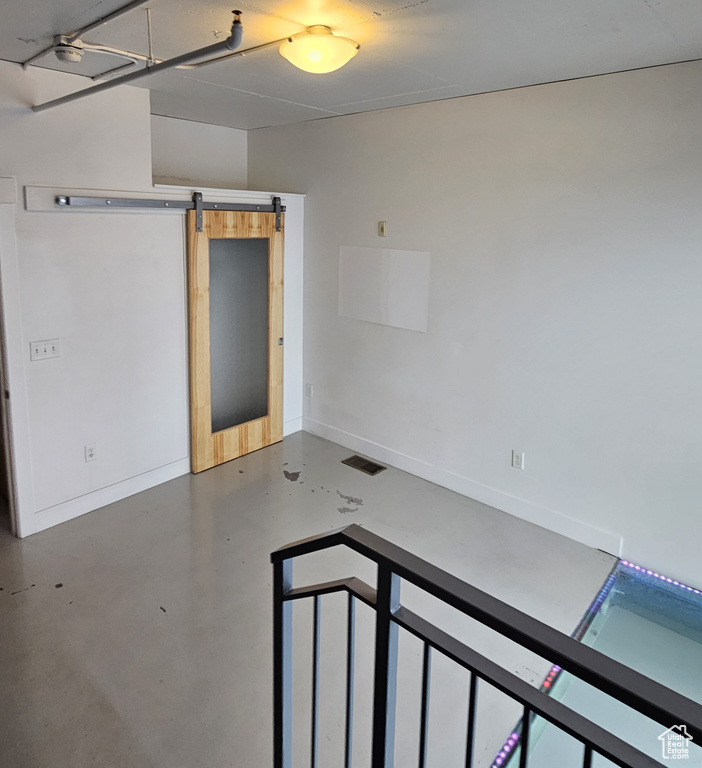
left=371, top=566, right=400, bottom=768
left=273, top=558, right=293, bottom=768
left=418, top=643, right=432, bottom=768
left=464, top=672, right=478, bottom=768
left=519, top=708, right=531, bottom=768
left=345, top=593, right=356, bottom=768
left=582, top=745, right=593, bottom=768
left=311, top=595, right=321, bottom=768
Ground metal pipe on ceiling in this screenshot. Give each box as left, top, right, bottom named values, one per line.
left=85, top=43, right=142, bottom=62
left=67, top=36, right=290, bottom=78
left=92, top=61, right=139, bottom=80
left=85, top=44, right=153, bottom=79
left=182, top=37, right=292, bottom=70
left=32, top=14, right=244, bottom=113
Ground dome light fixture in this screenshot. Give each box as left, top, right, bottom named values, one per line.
left=279, top=26, right=359, bottom=74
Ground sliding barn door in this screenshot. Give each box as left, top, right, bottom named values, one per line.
left=188, top=210, right=283, bottom=473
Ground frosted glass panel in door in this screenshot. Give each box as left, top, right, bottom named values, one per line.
left=209, top=238, right=269, bottom=433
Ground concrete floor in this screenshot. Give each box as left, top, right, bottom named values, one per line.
left=0, top=432, right=615, bottom=768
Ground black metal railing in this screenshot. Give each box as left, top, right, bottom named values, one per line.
left=271, top=524, right=702, bottom=768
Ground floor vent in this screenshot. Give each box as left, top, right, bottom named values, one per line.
left=341, top=455, right=387, bottom=476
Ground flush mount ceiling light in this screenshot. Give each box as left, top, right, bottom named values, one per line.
left=279, top=26, right=359, bottom=74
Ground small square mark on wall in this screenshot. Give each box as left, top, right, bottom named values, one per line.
left=338, top=245, right=431, bottom=332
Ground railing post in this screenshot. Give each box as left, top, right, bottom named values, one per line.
left=273, top=558, right=293, bottom=768
left=371, top=566, right=400, bottom=768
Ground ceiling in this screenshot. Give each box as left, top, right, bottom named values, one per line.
left=2, top=0, right=701, bottom=130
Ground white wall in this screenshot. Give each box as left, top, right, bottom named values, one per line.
left=0, top=61, right=302, bottom=536
left=248, top=61, right=702, bottom=587
left=151, top=115, right=247, bottom=189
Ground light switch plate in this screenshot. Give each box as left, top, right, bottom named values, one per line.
left=30, top=339, right=60, bottom=361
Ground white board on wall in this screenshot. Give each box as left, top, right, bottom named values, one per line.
left=338, top=246, right=431, bottom=332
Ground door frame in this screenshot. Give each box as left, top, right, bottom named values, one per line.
left=0, top=181, right=28, bottom=537
left=0, top=271, right=17, bottom=535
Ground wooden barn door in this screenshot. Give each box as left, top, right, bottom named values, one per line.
left=188, top=209, right=283, bottom=473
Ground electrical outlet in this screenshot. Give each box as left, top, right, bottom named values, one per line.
left=305, top=383, right=314, bottom=399
left=85, top=443, right=97, bottom=462
left=30, top=338, right=60, bottom=361
left=512, top=450, right=525, bottom=470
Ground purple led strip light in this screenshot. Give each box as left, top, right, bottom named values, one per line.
left=493, top=731, right=521, bottom=767
left=490, top=560, right=702, bottom=768
left=490, top=663, right=566, bottom=767
left=489, top=566, right=618, bottom=768
left=619, top=560, right=702, bottom=596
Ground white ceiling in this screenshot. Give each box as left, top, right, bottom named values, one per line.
left=2, top=0, right=701, bottom=130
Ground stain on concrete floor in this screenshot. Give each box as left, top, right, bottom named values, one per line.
left=336, top=491, right=363, bottom=506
